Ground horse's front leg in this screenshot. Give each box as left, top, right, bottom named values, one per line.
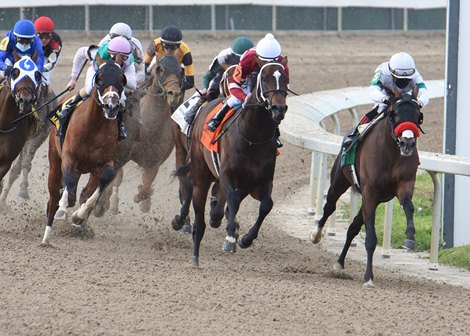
left=398, top=182, right=416, bottom=250
left=361, top=194, right=379, bottom=287
left=220, top=179, right=243, bottom=253
left=209, top=183, right=226, bottom=229
left=239, top=186, right=273, bottom=249
left=133, top=165, right=159, bottom=213
left=191, top=175, right=211, bottom=267
left=72, top=165, right=115, bottom=226
left=336, top=208, right=364, bottom=271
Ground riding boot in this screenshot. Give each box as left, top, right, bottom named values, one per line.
left=184, top=97, right=204, bottom=125
left=342, top=115, right=371, bottom=149
left=117, top=108, right=127, bottom=141
left=207, top=102, right=231, bottom=131
left=57, top=94, right=83, bottom=137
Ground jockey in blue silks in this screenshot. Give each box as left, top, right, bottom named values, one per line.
left=0, top=19, right=44, bottom=77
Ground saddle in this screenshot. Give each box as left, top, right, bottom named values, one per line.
left=200, top=102, right=238, bottom=153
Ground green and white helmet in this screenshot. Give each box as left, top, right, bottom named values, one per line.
left=231, top=36, right=254, bottom=57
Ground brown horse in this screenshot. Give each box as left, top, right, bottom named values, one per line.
left=0, top=55, right=41, bottom=194
left=95, top=55, right=191, bottom=230
left=310, top=91, right=422, bottom=287
left=0, top=84, right=55, bottom=203
left=184, top=60, right=288, bottom=266
left=42, top=60, right=127, bottom=244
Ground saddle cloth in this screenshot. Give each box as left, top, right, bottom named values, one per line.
left=201, top=102, right=237, bottom=153
left=47, top=96, right=84, bottom=130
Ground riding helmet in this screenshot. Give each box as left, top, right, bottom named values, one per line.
left=109, top=22, right=132, bottom=40
left=13, top=19, right=36, bottom=38
left=108, top=36, right=132, bottom=55
left=231, top=36, right=254, bottom=57
left=160, top=26, right=182, bottom=45
left=255, top=33, right=281, bottom=61
left=388, top=52, right=416, bottom=79
left=34, top=16, right=54, bottom=33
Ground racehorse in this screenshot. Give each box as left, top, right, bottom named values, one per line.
left=0, top=55, right=41, bottom=194
left=42, top=60, right=127, bottom=244
left=0, top=84, right=55, bottom=203
left=183, top=60, right=288, bottom=266
left=309, top=89, right=422, bottom=287
left=95, top=54, right=191, bottom=230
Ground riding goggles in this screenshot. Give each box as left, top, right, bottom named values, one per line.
left=17, top=37, right=33, bottom=45
left=37, top=32, right=52, bottom=39
left=389, top=66, right=416, bottom=78
left=162, top=42, right=180, bottom=50
left=109, top=52, right=130, bottom=61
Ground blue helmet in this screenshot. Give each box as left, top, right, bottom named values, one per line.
left=13, top=19, right=36, bottom=38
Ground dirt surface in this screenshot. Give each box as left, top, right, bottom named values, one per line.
left=2, top=31, right=468, bottom=336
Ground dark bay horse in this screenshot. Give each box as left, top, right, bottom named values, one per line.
left=0, top=55, right=41, bottom=194
left=95, top=55, right=191, bottom=229
left=0, top=84, right=55, bottom=203
left=42, top=60, right=127, bottom=244
left=185, top=60, right=288, bottom=266
left=310, top=91, right=422, bottom=287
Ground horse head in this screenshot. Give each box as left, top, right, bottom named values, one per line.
left=9, top=55, right=41, bottom=113
left=94, top=60, right=127, bottom=120
left=153, top=55, right=182, bottom=109
left=254, top=58, right=289, bottom=124
left=389, top=87, right=422, bottom=156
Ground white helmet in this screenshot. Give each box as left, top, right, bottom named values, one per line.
left=388, top=52, right=416, bottom=79
left=256, top=33, right=281, bottom=61
left=109, top=22, right=132, bottom=40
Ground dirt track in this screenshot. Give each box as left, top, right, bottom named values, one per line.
left=1, top=31, right=469, bottom=336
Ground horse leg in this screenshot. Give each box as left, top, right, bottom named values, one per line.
left=361, top=194, right=379, bottom=287
left=43, top=141, right=63, bottom=245
left=18, top=122, right=50, bottom=199
left=398, top=182, right=416, bottom=250
left=219, top=179, right=244, bottom=253
left=239, top=187, right=273, bottom=249
left=0, top=151, right=23, bottom=204
left=336, top=208, right=364, bottom=271
left=208, top=183, right=226, bottom=228
left=109, top=167, right=124, bottom=215
left=72, top=165, right=115, bottom=227
left=191, top=176, right=212, bottom=268
left=0, top=163, right=13, bottom=209
left=310, top=159, right=350, bottom=244
left=134, top=166, right=159, bottom=213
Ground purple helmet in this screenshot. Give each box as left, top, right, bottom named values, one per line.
left=108, top=36, right=131, bottom=55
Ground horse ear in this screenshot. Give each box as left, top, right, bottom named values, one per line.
left=10, top=67, right=20, bottom=81
left=96, top=54, right=105, bottom=66
left=281, top=56, right=288, bottom=67
left=412, top=84, right=419, bottom=99
left=121, top=73, right=127, bottom=87
left=31, top=50, right=38, bottom=63
left=393, top=87, right=400, bottom=98
left=12, top=49, right=20, bottom=63
left=35, top=70, right=42, bottom=84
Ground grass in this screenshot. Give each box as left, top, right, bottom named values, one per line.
left=339, top=172, right=470, bottom=270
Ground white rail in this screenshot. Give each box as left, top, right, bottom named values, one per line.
left=281, top=80, right=470, bottom=269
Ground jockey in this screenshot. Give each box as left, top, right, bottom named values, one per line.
left=182, top=36, right=255, bottom=125
left=207, top=33, right=290, bottom=145
left=342, top=52, right=429, bottom=149
left=34, top=16, right=62, bottom=86
left=143, top=25, right=195, bottom=92
left=0, top=19, right=44, bottom=78
left=59, top=36, right=137, bottom=140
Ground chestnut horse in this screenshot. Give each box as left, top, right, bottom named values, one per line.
left=185, top=60, right=288, bottom=266
left=95, top=55, right=191, bottom=231
left=42, top=60, right=127, bottom=244
left=310, top=91, right=422, bottom=287
left=0, top=55, right=41, bottom=193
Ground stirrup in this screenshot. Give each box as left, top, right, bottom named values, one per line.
left=118, top=127, right=127, bottom=141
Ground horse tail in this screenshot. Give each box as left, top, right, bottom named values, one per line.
left=174, top=164, right=190, bottom=177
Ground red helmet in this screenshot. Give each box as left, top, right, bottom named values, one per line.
left=34, top=16, right=54, bottom=33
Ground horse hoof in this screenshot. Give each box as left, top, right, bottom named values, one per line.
left=71, top=212, right=83, bottom=225
left=238, top=234, right=251, bottom=249
left=209, top=218, right=222, bottom=228
left=92, top=205, right=106, bottom=218
left=109, top=206, right=119, bottom=216
left=363, top=279, right=375, bottom=288
left=192, top=256, right=199, bottom=268
left=17, top=190, right=29, bottom=200
left=171, top=215, right=184, bottom=231
left=402, top=239, right=416, bottom=251
left=333, top=262, right=344, bottom=272
left=223, top=236, right=237, bottom=253
left=180, top=224, right=192, bottom=234
left=139, top=198, right=151, bottom=213
left=54, top=209, right=67, bottom=221
left=309, top=227, right=323, bottom=244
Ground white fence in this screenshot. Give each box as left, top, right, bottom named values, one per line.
left=281, top=80, right=470, bottom=270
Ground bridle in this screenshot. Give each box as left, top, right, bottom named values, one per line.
left=93, top=62, right=125, bottom=117
left=387, top=97, right=421, bottom=147
left=255, top=63, right=288, bottom=111
left=146, top=56, right=182, bottom=99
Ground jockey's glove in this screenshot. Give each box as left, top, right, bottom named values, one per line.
left=417, top=100, right=424, bottom=108
left=4, top=66, right=13, bottom=76
left=181, top=76, right=194, bottom=91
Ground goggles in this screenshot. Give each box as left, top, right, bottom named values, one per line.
left=37, top=32, right=52, bottom=40
left=162, top=42, right=180, bottom=50
left=110, top=33, right=131, bottom=41
left=17, top=37, right=33, bottom=45
left=109, top=52, right=130, bottom=62
left=389, top=66, right=416, bottom=78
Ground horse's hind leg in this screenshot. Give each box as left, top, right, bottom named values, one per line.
left=336, top=208, right=364, bottom=271
left=134, top=165, right=160, bottom=213
left=191, top=175, right=212, bottom=267
left=220, top=179, right=246, bottom=253
left=0, top=151, right=23, bottom=204
left=398, top=182, right=416, bottom=250
left=310, top=158, right=351, bottom=244
left=239, top=187, right=273, bottom=249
